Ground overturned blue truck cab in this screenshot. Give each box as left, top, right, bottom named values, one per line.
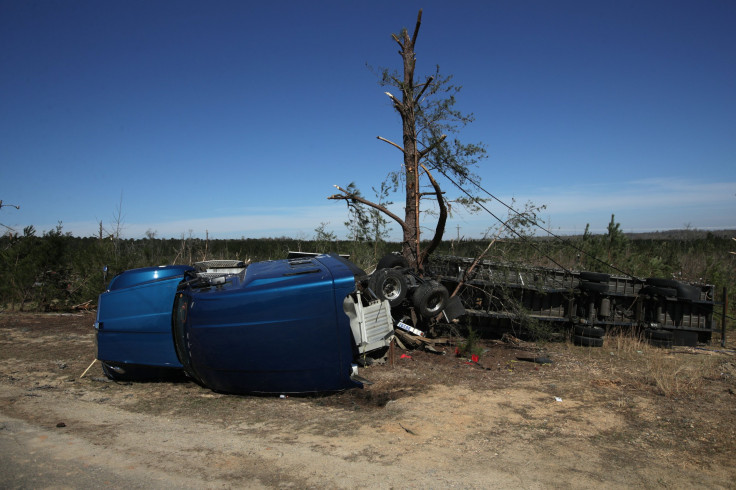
left=95, top=254, right=394, bottom=394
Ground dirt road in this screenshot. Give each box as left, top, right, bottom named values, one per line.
left=1, top=313, right=735, bottom=488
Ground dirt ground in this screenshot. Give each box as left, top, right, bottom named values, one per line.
left=1, top=312, right=735, bottom=489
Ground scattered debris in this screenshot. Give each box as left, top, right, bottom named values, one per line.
left=516, top=356, right=553, bottom=365
left=396, top=320, right=425, bottom=336
left=501, top=333, right=522, bottom=346
left=393, top=335, right=407, bottom=351
left=423, top=344, right=445, bottom=355
left=395, top=329, right=422, bottom=350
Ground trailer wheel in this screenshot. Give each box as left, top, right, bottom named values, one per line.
left=645, top=278, right=680, bottom=289
left=574, top=325, right=605, bottom=338
left=676, top=283, right=700, bottom=301
left=572, top=335, right=604, bottom=347
left=648, top=338, right=673, bottom=349
left=369, top=268, right=408, bottom=307
left=645, top=328, right=673, bottom=341
left=579, top=272, right=610, bottom=283
left=579, top=281, right=609, bottom=294
left=376, top=253, right=409, bottom=270
left=641, top=286, right=677, bottom=298
left=412, top=280, right=449, bottom=318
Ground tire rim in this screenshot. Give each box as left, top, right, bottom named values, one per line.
left=382, top=277, right=402, bottom=300
left=425, top=292, right=444, bottom=313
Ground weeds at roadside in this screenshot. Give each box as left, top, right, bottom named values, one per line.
left=600, top=331, right=720, bottom=398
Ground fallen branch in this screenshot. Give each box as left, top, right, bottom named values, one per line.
left=79, top=358, right=98, bottom=379
left=72, top=299, right=94, bottom=311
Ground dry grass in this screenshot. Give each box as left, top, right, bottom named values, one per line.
left=602, top=331, right=721, bottom=397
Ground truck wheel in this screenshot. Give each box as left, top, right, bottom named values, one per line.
left=412, top=280, right=449, bottom=318
left=645, top=329, right=673, bottom=341
left=579, top=281, right=609, bottom=294
left=645, top=278, right=680, bottom=289
left=579, top=272, right=610, bottom=283
left=572, top=335, right=604, bottom=347
left=376, top=253, right=409, bottom=270
left=642, top=286, right=677, bottom=298
left=574, top=325, right=605, bottom=338
left=369, top=269, right=408, bottom=307
left=676, top=284, right=700, bottom=301
left=648, top=339, right=673, bottom=349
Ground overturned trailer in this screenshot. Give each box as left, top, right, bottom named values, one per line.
left=427, top=255, right=717, bottom=347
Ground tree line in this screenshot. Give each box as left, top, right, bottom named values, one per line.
left=1, top=219, right=734, bottom=318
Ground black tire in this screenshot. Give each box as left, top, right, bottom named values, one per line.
left=648, top=338, right=673, bottom=349
left=676, top=283, right=700, bottom=301
left=369, top=268, right=408, bottom=307
left=579, top=271, right=610, bottom=283
left=376, top=253, right=409, bottom=270
left=574, top=325, right=605, bottom=338
left=573, top=335, right=604, bottom=347
left=642, top=286, right=677, bottom=298
left=579, top=281, right=609, bottom=294
left=645, top=278, right=680, bottom=289
left=412, top=280, right=450, bottom=318
left=645, top=328, right=673, bottom=341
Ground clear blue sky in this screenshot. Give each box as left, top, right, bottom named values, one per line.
left=2, top=0, right=734, bottom=240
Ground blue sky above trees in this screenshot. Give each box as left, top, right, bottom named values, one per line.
left=1, top=0, right=734, bottom=240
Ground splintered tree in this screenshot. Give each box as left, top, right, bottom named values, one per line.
left=329, top=9, right=486, bottom=270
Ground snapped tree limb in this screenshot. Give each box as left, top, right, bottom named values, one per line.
left=328, top=185, right=408, bottom=234
left=410, top=9, right=422, bottom=49
left=376, top=136, right=405, bottom=153
left=419, top=164, right=447, bottom=263
left=413, top=75, right=434, bottom=105
left=418, top=134, right=447, bottom=160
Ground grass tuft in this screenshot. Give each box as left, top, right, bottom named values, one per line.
left=600, top=330, right=720, bottom=398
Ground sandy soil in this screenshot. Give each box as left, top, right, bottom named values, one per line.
left=1, top=312, right=735, bottom=488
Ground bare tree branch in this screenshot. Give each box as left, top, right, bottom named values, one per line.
left=413, top=75, right=434, bottom=105
left=384, top=91, right=399, bottom=105
left=376, top=136, right=405, bottom=153
left=0, top=200, right=20, bottom=210
left=410, top=9, right=423, bottom=49
left=384, top=91, right=405, bottom=116
left=418, top=134, right=446, bottom=160
left=328, top=185, right=408, bottom=233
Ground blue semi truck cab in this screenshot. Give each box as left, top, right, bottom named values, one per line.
left=95, top=254, right=394, bottom=394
